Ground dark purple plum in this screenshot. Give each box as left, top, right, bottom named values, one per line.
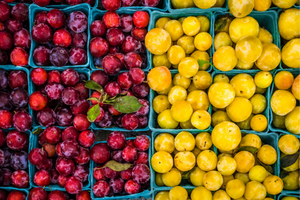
left=37, top=107, right=56, bottom=127
left=10, top=88, right=28, bottom=108
left=56, top=107, right=73, bottom=126
left=0, top=92, right=13, bottom=110
left=50, top=47, right=69, bottom=67
left=10, top=151, right=28, bottom=170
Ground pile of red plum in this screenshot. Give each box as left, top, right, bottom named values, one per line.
left=32, top=9, right=88, bottom=67
left=0, top=2, right=30, bottom=66
left=29, top=68, right=91, bottom=130
left=91, top=132, right=150, bottom=197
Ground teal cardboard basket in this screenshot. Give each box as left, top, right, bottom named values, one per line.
left=151, top=131, right=279, bottom=199
left=0, top=66, right=33, bottom=131
left=152, top=187, right=195, bottom=200
left=167, top=0, right=228, bottom=13
left=150, top=131, right=279, bottom=191
left=89, top=8, right=151, bottom=72
left=277, top=8, right=300, bottom=70
left=212, top=10, right=280, bottom=73
left=96, top=0, right=168, bottom=11
left=0, top=129, right=32, bottom=192
left=90, top=136, right=152, bottom=200
left=277, top=190, right=300, bottom=200
left=28, top=4, right=91, bottom=69
left=3, top=3, right=30, bottom=68
left=90, top=69, right=150, bottom=132
left=240, top=131, right=280, bottom=176
left=269, top=69, right=300, bottom=137
left=35, top=1, right=96, bottom=8
left=278, top=133, right=300, bottom=195
left=149, top=70, right=212, bottom=133
left=148, top=10, right=214, bottom=73
left=9, top=0, right=96, bottom=8
left=278, top=192, right=300, bottom=199
left=211, top=71, right=271, bottom=134
left=0, top=188, right=29, bottom=200
left=29, top=127, right=93, bottom=191
left=150, top=130, right=216, bottom=191
left=29, top=68, right=91, bottom=128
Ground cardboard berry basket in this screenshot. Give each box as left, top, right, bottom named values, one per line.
left=1, top=3, right=30, bottom=68
left=95, top=0, right=168, bottom=12
left=150, top=130, right=217, bottom=191
left=167, top=0, right=228, bottom=13
left=277, top=133, right=300, bottom=195
left=0, top=129, right=32, bottom=192
left=278, top=191, right=300, bottom=199
left=9, top=0, right=97, bottom=8
left=151, top=186, right=195, bottom=200
left=0, top=66, right=33, bottom=131
left=277, top=9, right=299, bottom=69
left=89, top=8, right=152, bottom=72
left=212, top=10, right=280, bottom=73
left=0, top=188, right=29, bottom=200
left=269, top=69, right=300, bottom=137
left=216, top=131, right=280, bottom=175
left=205, top=131, right=279, bottom=200
left=28, top=127, right=93, bottom=191
left=28, top=4, right=91, bottom=69
left=28, top=68, right=91, bottom=129
left=90, top=69, right=151, bottom=132
left=90, top=136, right=152, bottom=200
left=149, top=70, right=213, bottom=133
left=148, top=10, right=214, bottom=73
left=211, top=71, right=271, bottom=134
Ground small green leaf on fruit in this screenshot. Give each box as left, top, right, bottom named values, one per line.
left=238, top=146, right=259, bottom=154
left=85, top=80, right=103, bottom=92
left=87, top=97, right=100, bottom=102
left=33, top=127, right=43, bottom=135
left=280, top=152, right=299, bottom=169
left=215, top=17, right=228, bottom=31
left=100, top=160, right=132, bottom=171
left=87, top=104, right=101, bottom=122
left=182, top=166, right=196, bottom=179
left=198, top=59, right=212, bottom=68
left=241, top=132, right=248, bottom=137
left=107, top=92, right=128, bottom=101
left=280, top=170, right=289, bottom=179
left=256, top=157, right=274, bottom=174
left=108, top=96, right=143, bottom=114
left=187, top=189, right=193, bottom=194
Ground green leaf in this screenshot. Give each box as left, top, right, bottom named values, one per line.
left=241, top=132, right=248, bottom=137
left=238, top=146, right=259, bottom=154
left=107, top=92, right=128, bottom=101
left=280, top=170, right=290, bottom=179
left=198, top=59, right=212, bottom=68
left=215, top=17, right=228, bottom=31
left=186, top=189, right=193, bottom=194
left=87, top=97, right=100, bottom=102
left=99, top=160, right=132, bottom=172
left=85, top=80, right=103, bottom=92
left=33, top=127, right=43, bottom=135
left=256, top=157, right=274, bottom=174
left=87, top=104, right=101, bottom=122
left=108, top=96, right=143, bottom=114
left=182, top=166, right=196, bottom=179
left=280, top=152, right=299, bottom=169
